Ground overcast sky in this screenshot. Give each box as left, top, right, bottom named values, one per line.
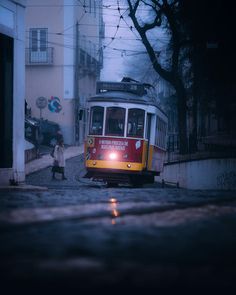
left=100, top=0, right=145, bottom=82
left=100, top=1, right=169, bottom=84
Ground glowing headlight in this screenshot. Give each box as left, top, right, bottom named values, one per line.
left=109, top=152, right=117, bottom=160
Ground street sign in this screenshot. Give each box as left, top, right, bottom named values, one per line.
left=36, top=96, right=47, bottom=109
left=36, top=96, right=47, bottom=118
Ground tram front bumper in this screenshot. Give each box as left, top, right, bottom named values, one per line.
left=85, top=159, right=144, bottom=172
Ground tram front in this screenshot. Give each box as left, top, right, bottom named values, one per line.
left=84, top=81, right=151, bottom=186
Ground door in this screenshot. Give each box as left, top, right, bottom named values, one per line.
left=0, top=33, right=13, bottom=168
left=145, top=113, right=152, bottom=168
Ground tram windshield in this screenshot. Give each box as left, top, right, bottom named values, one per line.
left=127, top=108, right=145, bottom=138
left=105, top=107, right=125, bottom=136
left=89, top=106, right=104, bottom=135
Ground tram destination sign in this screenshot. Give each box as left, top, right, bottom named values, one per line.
left=96, top=81, right=146, bottom=96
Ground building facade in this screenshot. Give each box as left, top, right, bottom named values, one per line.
left=25, top=0, right=104, bottom=145
left=0, top=0, right=26, bottom=185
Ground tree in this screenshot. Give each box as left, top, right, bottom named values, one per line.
left=126, top=0, right=188, bottom=154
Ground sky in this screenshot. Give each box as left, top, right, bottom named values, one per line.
left=100, top=0, right=146, bottom=82
left=100, top=0, right=169, bottom=84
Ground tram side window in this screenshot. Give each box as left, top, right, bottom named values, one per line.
left=105, top=107, right=125, bottom=136
left=89, top=106, right=104, bottom=135
left=127, top=108, right=145, bottom=138
left=156, top=116, right=167, bottom=149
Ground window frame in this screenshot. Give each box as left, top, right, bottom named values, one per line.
left=89, top=106, right=104, bottom=135
left=29, top=28, right=48, bottom=52
left=127, top=108, right=145, bottom=138
left=105, top=106, right=126, bottom=137
left=155, top=115, right=167, bottom=149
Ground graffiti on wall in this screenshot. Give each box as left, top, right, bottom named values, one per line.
left=217, top=171, right=236, bottom=189
left=48, top=96, right=62, bottom=113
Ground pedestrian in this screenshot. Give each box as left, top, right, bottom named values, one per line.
left=51, top=139, right=67, bottom=180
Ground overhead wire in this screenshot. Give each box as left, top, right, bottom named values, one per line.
left=25, top=1, right=169, bottom=62
left=102, top=8, right=126, bottom=49
left=26, top=2, right=155, bottom=12
left=116, top=0, right=141, bottom=40
left=25, top=34, right=151, bottom=55
left=29, top=29, right=169, bottom=43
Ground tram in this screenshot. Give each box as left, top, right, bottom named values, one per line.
left=83, top=79, right=168, bottom=186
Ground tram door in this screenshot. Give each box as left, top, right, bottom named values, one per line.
left=145, top=113, right=152, bottom=168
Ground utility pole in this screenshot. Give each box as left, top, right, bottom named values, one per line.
left=74, top=21, right=80, bottom=144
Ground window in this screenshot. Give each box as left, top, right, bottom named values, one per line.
left=29, top=28, right=50, bottom=64
left=127, top=108, right=145, bottom=138
left=156, top=116, right=167, bottom=149
left=94, top=0, right=97, bottom=17
left=30, top=28, right=47, bottom=52
left=89, top=106, right=104, bottom=135
left=80, top=49, right=85, bottom=66
left=105, top=107, right=125, bottom=136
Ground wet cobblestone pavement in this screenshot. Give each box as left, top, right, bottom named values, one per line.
left=1, top=155, right=236, bottom=293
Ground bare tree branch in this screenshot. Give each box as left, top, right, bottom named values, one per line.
left=126, top=0, right=188, bottom=154
left=127, top=0, right=173, bottom=83
left=150, top=0, right=162, bottom=10
left=161, top=1, right=180, bottom=72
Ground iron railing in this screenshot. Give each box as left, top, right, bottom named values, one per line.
left=25, top=47, right=54, bottom=65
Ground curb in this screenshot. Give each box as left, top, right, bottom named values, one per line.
left=0, top=184, right=48, bottom=191
left=0, top=145, right=84, bottom=191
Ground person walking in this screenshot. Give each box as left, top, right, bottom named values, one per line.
left=51, top=139, right=67, bottom=180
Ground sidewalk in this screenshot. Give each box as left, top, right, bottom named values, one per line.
left=25, top=144, right=84, bottom=175
left=0, top=144, right=84, bottom=190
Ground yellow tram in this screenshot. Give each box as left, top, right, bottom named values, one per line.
left=84, top=80, right=168, bottom=186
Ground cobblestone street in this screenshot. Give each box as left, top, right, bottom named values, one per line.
left=0, top=155, right=236, bottom=293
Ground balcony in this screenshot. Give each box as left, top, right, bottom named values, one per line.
left=79, top=49, right=100, bottom=76
left=25, top=47, right=54, bottom=65
left=99, top=20, right=105, bottom=39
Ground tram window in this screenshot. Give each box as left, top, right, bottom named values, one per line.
left=156, top=116, right=167, bottom=148
left=105, top=107, right=125, bottom=136
left=127, top=108, right=145, bottom=138
left=89, top=106, right=104, bottom=135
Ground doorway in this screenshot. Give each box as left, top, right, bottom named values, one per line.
left=145, top=113, right=152, bottom=168
left=0, top=33, right=13, bottom=168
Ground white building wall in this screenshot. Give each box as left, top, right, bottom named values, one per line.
left=25, top=0, right=68, bottom=140
left=63, top=0, right=75, bottom=144
left=13, top=1, right=26, bottom=183
left=0, top=0, right=26, bottom=185
left=25, top=0, right=103, bottom=146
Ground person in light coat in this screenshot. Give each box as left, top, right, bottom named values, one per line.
left=52, top=139, right=67, bottom=180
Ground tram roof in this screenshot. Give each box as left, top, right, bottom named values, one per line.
left=87, top=81, right=167, bottom=117
left=88, top=91, right=158, bottom=107
left=88, top=91, right=168, bottom=117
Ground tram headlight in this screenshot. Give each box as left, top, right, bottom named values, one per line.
left=109, top=152, right=117, bottom=160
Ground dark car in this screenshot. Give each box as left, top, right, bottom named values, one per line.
left=36, top=118, right=63, bottom=146
left=26, top=118, right=62, bottom=147
left=25, top=117, right=41, bottom=145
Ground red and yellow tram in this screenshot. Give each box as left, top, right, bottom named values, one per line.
left=84, top=80, right=168, bottom=186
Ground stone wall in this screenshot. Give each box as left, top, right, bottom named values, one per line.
left=159, top=158, right=236, bottom=190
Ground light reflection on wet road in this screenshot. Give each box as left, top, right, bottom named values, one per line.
left=1, top=157, right=236, bottom=291
left=1, top=188, right=236, bottom=292
left=1, top=193, right=236, bottom=228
